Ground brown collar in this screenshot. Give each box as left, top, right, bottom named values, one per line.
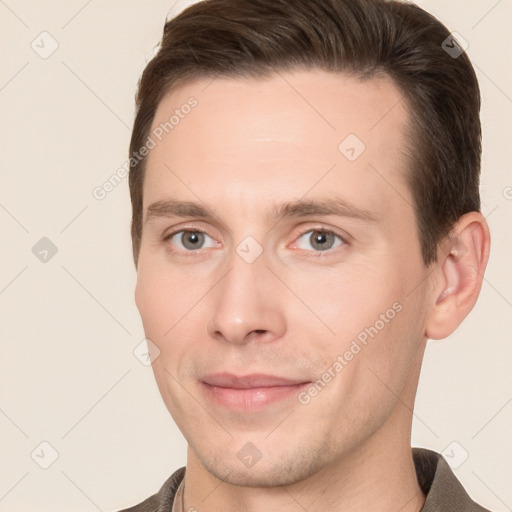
left=119, top=448, right=492, bottom=511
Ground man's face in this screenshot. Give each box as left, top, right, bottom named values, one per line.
left=135, top=69, right=434, bottom=486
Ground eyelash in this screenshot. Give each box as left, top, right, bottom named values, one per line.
left=162, top=226, right=348, bottom=258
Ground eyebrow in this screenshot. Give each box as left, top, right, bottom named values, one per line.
left=145, top=197, right=378, bottom=225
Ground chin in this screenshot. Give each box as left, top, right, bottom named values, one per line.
left=195, top=443, right=327, bottom=488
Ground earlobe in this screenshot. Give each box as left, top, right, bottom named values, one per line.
left=425, top=212, right=490, bottom=340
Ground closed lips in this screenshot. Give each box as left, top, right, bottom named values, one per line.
left=200, top=373, right=311, bottom=388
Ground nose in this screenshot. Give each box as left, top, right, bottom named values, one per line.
left=206, top=247, right=286, bottom=346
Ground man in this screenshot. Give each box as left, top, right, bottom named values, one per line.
left=121, top=0, right=492, bottom=510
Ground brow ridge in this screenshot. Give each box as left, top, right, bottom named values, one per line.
left=145, top=197, right=377, bottom=224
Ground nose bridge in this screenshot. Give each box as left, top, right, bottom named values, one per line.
left=206, top=243, right=285, bottom=345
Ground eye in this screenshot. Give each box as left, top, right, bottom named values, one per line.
left=294, top=229, right=345, bottom=252
left=164, top=229, right=217, bottom=252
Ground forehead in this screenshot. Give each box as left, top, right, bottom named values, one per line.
left=143, top=69, right=411, bottom=221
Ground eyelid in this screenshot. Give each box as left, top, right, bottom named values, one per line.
left=162, top=226, right=209, bottom=240
left=162, top=222, right=219, bottom=241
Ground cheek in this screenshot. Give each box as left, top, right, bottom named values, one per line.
left=135, top=273, right=165, bottom=333
left=134, top=259, right=213, bottom=364
left=135, top=261, right=180, bottom=345
left=286, top=260, right=398, bottom=339
left=288, top=257, right=426, bottom=382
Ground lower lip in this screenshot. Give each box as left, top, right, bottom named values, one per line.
left=200, top=382, right=310, bottom=411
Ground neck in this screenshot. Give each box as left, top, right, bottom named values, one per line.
left=182, top=413, right=425, bottom=512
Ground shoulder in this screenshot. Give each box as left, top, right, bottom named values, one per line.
left=116, top=467, right=186, bottom=512
left=413, top=448, right=493, bottom=512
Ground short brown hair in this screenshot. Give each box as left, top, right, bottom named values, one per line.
left=129, top=0, right=481, bottom=267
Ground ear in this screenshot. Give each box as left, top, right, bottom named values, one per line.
left=425, top=211, right=491, bottom=340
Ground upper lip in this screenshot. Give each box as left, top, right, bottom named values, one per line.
left=201, top=373, right=310, bottom=389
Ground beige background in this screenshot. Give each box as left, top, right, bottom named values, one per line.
left=0, top=1, right=511, bottom=511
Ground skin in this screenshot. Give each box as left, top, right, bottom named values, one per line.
left=134, top=69, right=490, bottom=512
